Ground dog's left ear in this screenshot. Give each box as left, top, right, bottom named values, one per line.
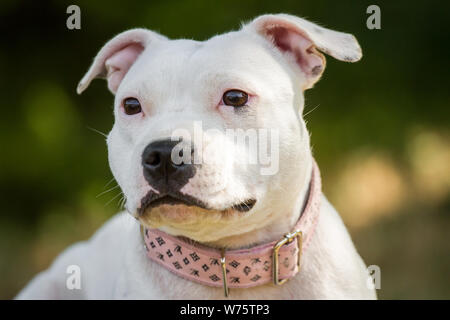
left=244, top=14, right=362, bottom=89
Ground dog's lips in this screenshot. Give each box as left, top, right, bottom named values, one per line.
left=138, top=193, right=256, bottom=216
left=230, top=199, right=257, bottom=212
left=144, top=195, right=203, bottom=210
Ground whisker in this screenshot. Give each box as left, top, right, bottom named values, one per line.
left=96, top=184, right=120, bottom=198
left=103, top=177, right=116, bottom=189
left=118, top=196, right=127, bottom=209
left=87, top=126, right=108, bottom=138
left=303, top=104, right=320, bottom=118
left=104, top=191, right=124, bottom=207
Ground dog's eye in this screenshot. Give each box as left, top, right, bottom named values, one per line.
left=123, top=97, right=142, bottom=115
left=222, top=90, right=248, bottom=107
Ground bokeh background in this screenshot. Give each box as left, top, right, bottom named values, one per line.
left=0, top=0, right=448, bottom=299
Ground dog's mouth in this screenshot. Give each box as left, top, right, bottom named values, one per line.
left=137, top=192, right=256, bottom=216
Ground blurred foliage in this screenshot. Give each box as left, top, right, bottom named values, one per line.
left=0, top=0, right=449, bottom=299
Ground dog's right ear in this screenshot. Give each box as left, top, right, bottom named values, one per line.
left=77, top=29, right=167, bottom=94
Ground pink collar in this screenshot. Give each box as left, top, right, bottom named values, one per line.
left=141, top=160, right=321, bottom=296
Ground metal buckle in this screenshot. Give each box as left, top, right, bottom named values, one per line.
left=140, top=225, right=147, bottom=250
left=272, top=230, right=303, bottom=285
left=220, top=249, right=229, bottom=297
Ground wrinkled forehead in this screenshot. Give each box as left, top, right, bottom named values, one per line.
left=120, top=31, right=292, bottom=97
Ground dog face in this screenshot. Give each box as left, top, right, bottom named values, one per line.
left=78, top=14, right=361, bottom=242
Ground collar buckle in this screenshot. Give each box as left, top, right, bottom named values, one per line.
left=272, top=230, right=303, bottom=285
left=220, top=249, right=229, bottom=297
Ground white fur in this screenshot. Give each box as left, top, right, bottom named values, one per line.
left=17, top=14, right=375, bottom=300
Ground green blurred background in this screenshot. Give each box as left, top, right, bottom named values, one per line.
left=0, top=0, right=448, bottom=299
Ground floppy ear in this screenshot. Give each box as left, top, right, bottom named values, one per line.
left=244, top=14, right=362, bottom=89
left=77, top=28, right=167, bottom=94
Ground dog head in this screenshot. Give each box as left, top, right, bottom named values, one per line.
left=78, top=14, right=361, bottom=243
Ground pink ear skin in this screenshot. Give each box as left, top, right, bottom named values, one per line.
left=264, top=23, right=325, bottom=89
left=105, top=43, right=144, bottom=93
left=248, top=14, right=362, bottom=90
left=77, top=29, right=167, bottom=95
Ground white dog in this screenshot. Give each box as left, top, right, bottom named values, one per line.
left=17, top=14, right=376, bottom=299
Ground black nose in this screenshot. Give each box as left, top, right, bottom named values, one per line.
left=142, top=139, right=196, bottom=192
